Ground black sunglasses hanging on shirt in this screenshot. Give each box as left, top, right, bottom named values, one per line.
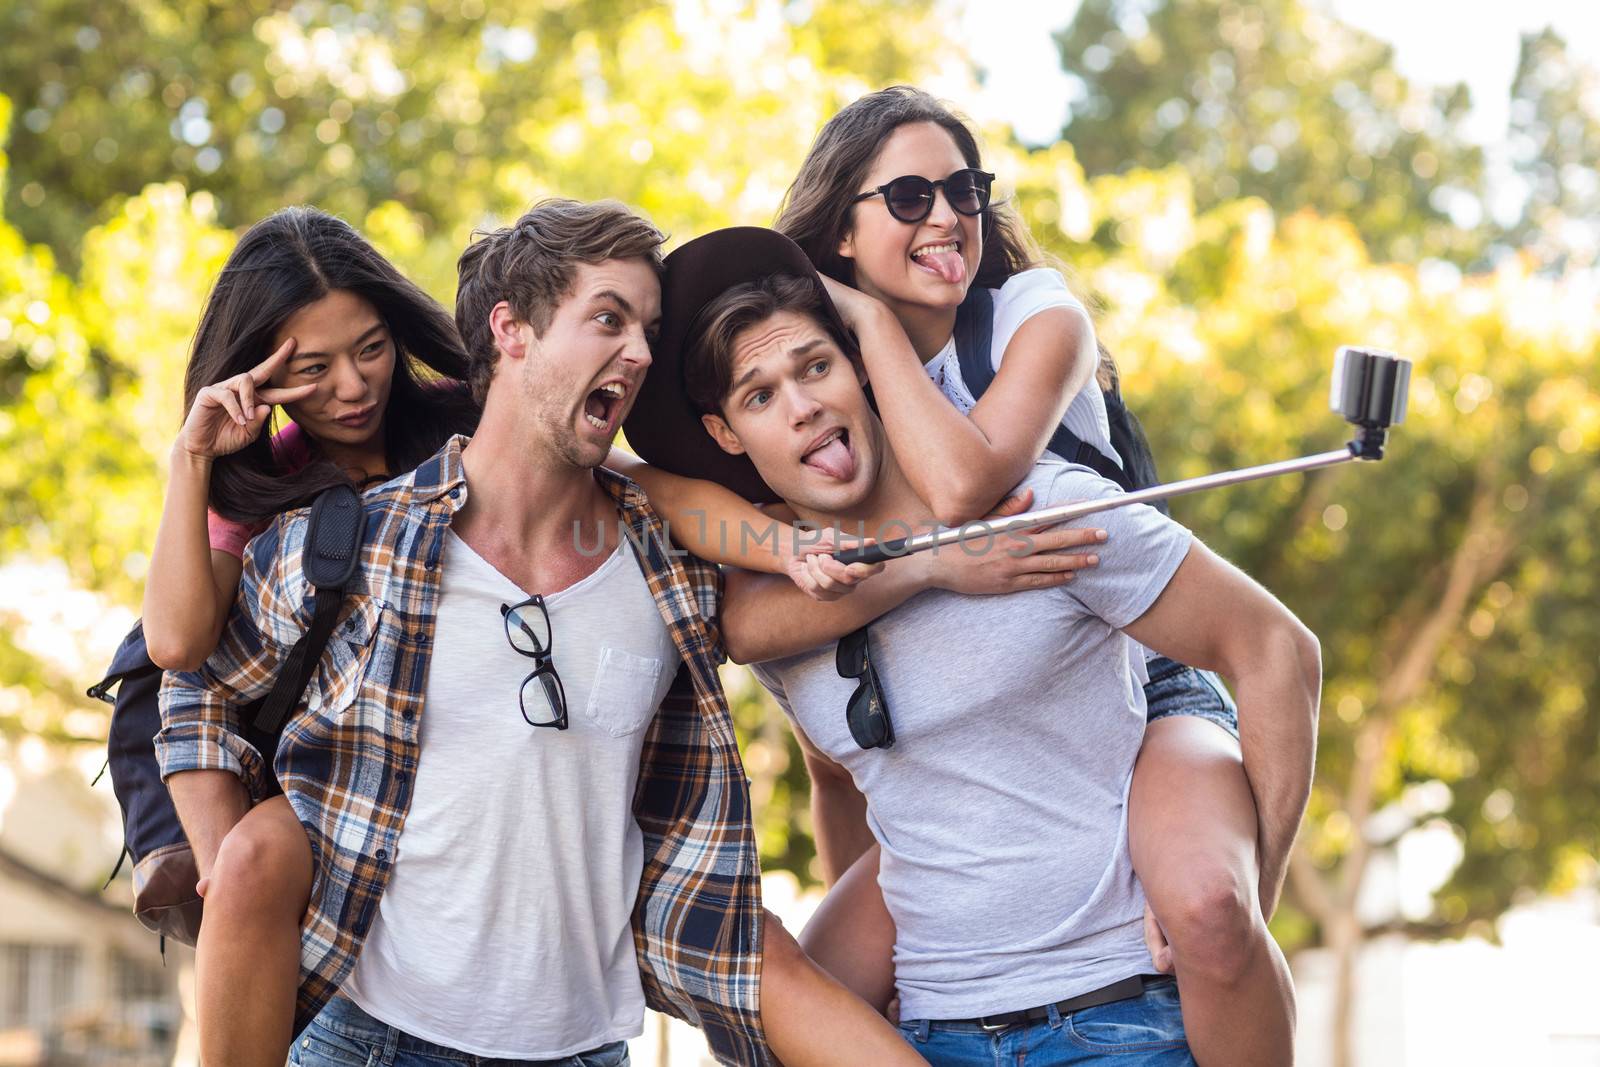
left=836, top=625, right=894, bottom=750
left=501, top=594, right=570, bottom=730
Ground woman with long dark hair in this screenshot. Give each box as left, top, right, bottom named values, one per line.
left=773, top=87, right=1299, bottom=1066
left=144, top=206, right=478, bottom=1066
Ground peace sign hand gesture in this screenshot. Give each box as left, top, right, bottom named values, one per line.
left=177, top=339, right=317, bottom=460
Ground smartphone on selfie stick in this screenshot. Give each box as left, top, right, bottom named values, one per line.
left=833, top=346, right=1412, bottom=568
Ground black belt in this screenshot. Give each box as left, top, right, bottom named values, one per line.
left=949, top=974, right=1159, bottom=1033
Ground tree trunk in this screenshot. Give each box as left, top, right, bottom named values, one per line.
left=655, top=1010, right=672, bottom=1067
left=1328, top=907, right=1363, bottom=1067
left=1291, top=471, right=1525, bottom=1066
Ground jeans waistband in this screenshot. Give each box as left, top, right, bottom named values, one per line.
left=312, top=994, right=624, bottom=1064
left=908, top=973, right=1166, bottom=1035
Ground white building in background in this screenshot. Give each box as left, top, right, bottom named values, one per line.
left=1294, top=895, right=1600, bottom=1067
left=0, top=742, right=182, bottom=1067
left=1293, top=822, right=1600, bottom=1067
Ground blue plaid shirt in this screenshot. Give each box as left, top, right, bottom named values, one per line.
left=157, top=436, right=770, bottom=1063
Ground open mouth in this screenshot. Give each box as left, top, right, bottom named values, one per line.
left=910, top=240, right=965, bottom=285
left=800, top=427, right=856, bottom=481
left=583, top=381, right=627, bottom=432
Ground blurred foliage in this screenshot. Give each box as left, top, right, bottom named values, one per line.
left=1505, top=28, right=1600, bottom=272
left=1, top=0, right=1597, bottom=993
left=1008, top=138, right=1600, bottom=952
left=1054, top=0, right=1488, bottom=266
left=0, top=0, right=951, bottom=271
left=726, top=666, right=818, bottom=881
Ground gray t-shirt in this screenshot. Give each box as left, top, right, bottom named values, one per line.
left=753, top=459, right=1192, bottom=1020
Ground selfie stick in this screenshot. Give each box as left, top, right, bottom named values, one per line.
left=834, top=347, right=1411, bottom=567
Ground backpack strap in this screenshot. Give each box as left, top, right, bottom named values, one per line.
left=1103, top=383, right=1168, bottom=509
left=952, top=286, right=1135, bottom=493
left=953, top=285, right=997, bottom=396
left=251, top=484, right=367, bottom=737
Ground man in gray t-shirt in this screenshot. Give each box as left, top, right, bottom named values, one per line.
left=751, top=457, right=1187, bottom=1023
left=626, top=230, right=1321, bottom=1066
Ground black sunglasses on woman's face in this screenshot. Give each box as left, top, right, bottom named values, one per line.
left=850, top=167, right=996, bottom=224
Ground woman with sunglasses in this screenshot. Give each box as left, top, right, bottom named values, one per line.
left=771, top=87, right=1298, bottom=1067
left=145, top=206, right=479, bottom=1067
left=615, top=87, right=1298, bottom=1065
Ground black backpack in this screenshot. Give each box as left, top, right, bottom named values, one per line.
left=88, top=484, right=366, bottom=946
left=953, top=285, right=1169, bottom=513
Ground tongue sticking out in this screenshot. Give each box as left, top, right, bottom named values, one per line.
left=918, top=249, right=966, bottom=285
left=804, top=436, right=856, bottom=481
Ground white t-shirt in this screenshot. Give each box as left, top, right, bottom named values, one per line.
left=925, top=268, right=1160, bottom=663
left=343, top=532, right=680, bottom=1059
left=922, top=267, right=1122, bottom=471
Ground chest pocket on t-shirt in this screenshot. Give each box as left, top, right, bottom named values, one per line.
left=584, top=646, right=664, bottom=737
left=305, top=594, right=384, bottom=720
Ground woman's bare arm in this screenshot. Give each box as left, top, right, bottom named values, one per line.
left=143, top=339, right=312, bottom=670
left=722, top=491, right=1109, bottom=664
left=824, top=276, right=1097, bottom=527
left=607, top=446, right=797, bottom=574
left=142, top=447, right=243, bottom=670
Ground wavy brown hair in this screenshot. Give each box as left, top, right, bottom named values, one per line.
left=184, top=207, right=480, bottom=523
left=775, top=85, right=1045, bottom=289
left=454, top=198, right=666, bottom=403
left=779, top=85, right=1116, bottom=389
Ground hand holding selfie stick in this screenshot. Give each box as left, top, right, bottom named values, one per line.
left=834, top=347, right=1412, bottom=567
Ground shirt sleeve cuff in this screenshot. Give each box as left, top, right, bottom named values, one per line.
left=154, top=721, right=269, bottom=798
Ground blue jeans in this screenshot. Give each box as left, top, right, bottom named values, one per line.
left=899, top=977, right=1195, bottom=1065
left=1144, top=656, right=1238, bottom=739
left=289, top=995, right=630, bottom=1067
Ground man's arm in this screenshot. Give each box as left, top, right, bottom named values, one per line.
left=720, top=491, right=1104, bottom=665
left=792, top=721, right=875, bottom=887
left=1120, top=540, right=1323, bottom=915
left=166, top=771, right=251, bottom=882
left=722, top=558, right=929, bottom=666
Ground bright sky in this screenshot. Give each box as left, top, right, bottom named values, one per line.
left=960, top=0, right=1600, bottom=148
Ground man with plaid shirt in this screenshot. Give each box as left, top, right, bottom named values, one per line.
left=159, top=201, right=779, bottom=1066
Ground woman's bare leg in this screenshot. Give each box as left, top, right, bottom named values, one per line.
left=759, top=909, right=924, bottom=1066
left=1129, top=716, right=1295, bottom=1066
left=194, top=795, right=312, bottom=1067
left=797, top=845, right=896, bottom=1013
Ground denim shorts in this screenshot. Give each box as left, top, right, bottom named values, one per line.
left=899, top=975, right=1195, bottom=1065
left=1143, top=656, right=1238, bottom=739
left=290, top=994, right=630, bottom=1067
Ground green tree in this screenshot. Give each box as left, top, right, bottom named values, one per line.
left=0, top=0, right=950, bottom=270
left=0, top=2, right=953, bottom=883
left=0, top=0, right=641, bottom=262
left=1505, top=27, right=1600, bottom=271
left=1053, top=0, right=1488, bottom=264
left=1004, top=138, right=1599, bottom=1064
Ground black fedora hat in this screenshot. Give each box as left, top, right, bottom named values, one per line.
left=624, top=226, right=854, bottom=504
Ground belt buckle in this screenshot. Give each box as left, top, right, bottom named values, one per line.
left=978, top=1015, right=1012, bottom=1033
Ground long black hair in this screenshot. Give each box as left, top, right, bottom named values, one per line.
left=184, top=207, right=480, bottom=522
